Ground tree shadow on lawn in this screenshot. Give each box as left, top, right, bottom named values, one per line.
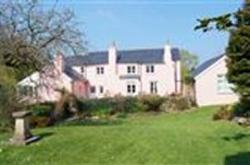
left=59, top=118, right=123, bottom=127
left=36, top=132, right=54, bottom=141
left=224, top=152, right=250, bottom=165
left=222, top=133, right=250, bottom=141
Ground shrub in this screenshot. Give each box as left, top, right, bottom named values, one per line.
left=138, top=95, right=166, bottom=112
left=77, top=98, right=113, bottom=117
left=110, top=96, right=146, bottom=114
left=233, top=102, right=250, bottom=117
left=160, top=95, right=192, bottom=112
left=77, top=96, right=146, bottom=117
left=28, top=102, right=54, bottom=117
left=27, top=102, right=54, bottom=127
left=30, top=116, right=51, bottom=128
left=213, top=105, right=234, bottom=121
left=0, top=86, right=20, bottom=132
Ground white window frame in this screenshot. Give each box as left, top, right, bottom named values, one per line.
left=99, top=86, right=104, bottom=94
left=146, top=65, right=154, bottom=73
left=127, top=82, right=136, bottom=94
left=150, top=81, right=158, bottom=94
left=217, top=74, right=234, bottom=94
left=97, top=66, right=104, bottom=75
left=127, top=65, right=136, bottom=74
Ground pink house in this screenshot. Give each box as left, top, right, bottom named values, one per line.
left=18, top=44, right=181, bottom=102
left=193, top=55, right=239, bottom=106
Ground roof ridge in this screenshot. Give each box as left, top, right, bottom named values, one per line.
left=86, top=47, right=165, bottom=54
left=193, top=54, right=225, bottom=77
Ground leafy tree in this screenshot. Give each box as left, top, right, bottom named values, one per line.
left=0, top=0, right=86, bottom=80
left=0, top=0, right=86, bottom=131
left=180, top=49, right=198, bottom=85
left=195, top=0, right=250, bottom=115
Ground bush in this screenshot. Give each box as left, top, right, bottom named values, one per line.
left=232, top=102, right=250, bottom=117
left=26, top=94, right=195, bottom=128
left=139, top=95, right=166, bottom=112
left=0, top=86, right=20, bottom=132
left=27, top=102, right=54, bottom=127
left=28, top=102, right=54, bottom=117
left=111, top=96, right=146, bottom=114
left=30, top=116, right=51, bottom=128
left=77, top=98, right=112, bottom=117
left=160, top=95, right=192, bottom=112
left=77, top=96, right=146, bottom=117
left=213, top=105, right=234, bottom=121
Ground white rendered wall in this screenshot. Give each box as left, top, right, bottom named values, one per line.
left=195, top=56, right=239, bottom=106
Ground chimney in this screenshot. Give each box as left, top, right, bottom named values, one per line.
left=164, top=43, right=172, bottom=64
left=54, top=52, right=64, bottom=73
left=108, top=41, right=117, bottom=66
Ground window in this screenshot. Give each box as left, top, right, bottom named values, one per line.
left=90, top=86, right=96, bottom=93
left=127, top=66, right=136, bottom=74
left=217, top=74, right=234, bottom=94
left=100, top=86, right=104, bottom=94
left=150, top=81, right=158, bottom=94
left=81, top=66, right=85, bottom=73
left=127, top=83, right=136, bottom=94
left=146, top=65, right=154, bottom=73
left=97, top=67, right=104, bottom=74
left=19, top=85, right=36, bottom=97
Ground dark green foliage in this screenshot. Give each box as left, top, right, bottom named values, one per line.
left=233, top=102, right=250, bottom=117
left=213, top=105, right=234, bottom=121
left=0, top=86, right=22, bottom=132
left=195, top=13, right=233, bottom=32
left=0, top=87, right=13, bottom=132
left=77, top=98, right=113, bottom=117
left=27, top=102, right=54, bottom=127
left=196, top=0, right=250, bottom=116
left=29, top=95, right=194, bottom=127
left=28, top=102, right=54, bottom=117
left=226, top=1, right=250, bottom=115
left=111, top=96, right=146, bottom=114
left=139, top=95, right=166, bottom=112
left=77, top=96, right=146, bottom=117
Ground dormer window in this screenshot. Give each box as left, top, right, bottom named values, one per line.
left=146, top=65, right=154, bottom=73
left=127, top=66, right=136, bottom=74
left=97, top=66, right=104, bottom=74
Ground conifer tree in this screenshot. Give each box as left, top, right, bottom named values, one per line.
left=195, top=0, right=250, bottom=115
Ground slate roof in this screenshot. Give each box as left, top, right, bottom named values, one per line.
left=193, top=55, right=224, bottom=77
left=64, top=65, right=85, bottom=80
left=65, top=48, right=180, bottom=66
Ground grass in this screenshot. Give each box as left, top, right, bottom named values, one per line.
left=0, top=106, right=250, bottom=165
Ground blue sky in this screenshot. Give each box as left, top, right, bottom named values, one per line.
left=54, top=0, right=242, bottom=63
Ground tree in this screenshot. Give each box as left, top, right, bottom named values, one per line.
left=195, top=0, right=250, bottom=115
left=180, top=49, right=198, bottom=85
left=0, top=0, right=86, bottom=131
left=0, top=0, right=86, bottom=80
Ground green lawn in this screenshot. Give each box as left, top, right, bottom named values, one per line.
left=1, top=106, right=250, bottom=165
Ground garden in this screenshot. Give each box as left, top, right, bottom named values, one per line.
left=0, top=106, right=250, bottom=164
